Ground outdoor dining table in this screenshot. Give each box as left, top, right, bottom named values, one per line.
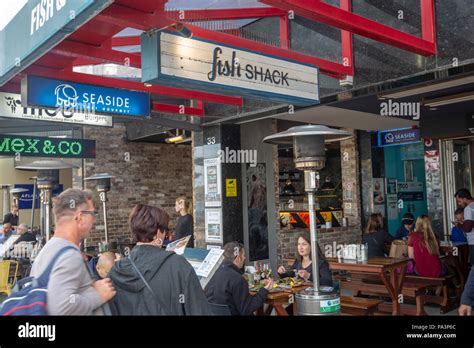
left=327, top=257, right=410, bottom=315
left=250, top=283, right=312, bottom=316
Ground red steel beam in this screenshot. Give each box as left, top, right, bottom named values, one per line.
left=0, top=81, right=21, bottom=94
left=167, top=8, right=287, bottom=21
left=25, top=66, right=243, bottom=106
left=96, top=3, right=173, bottom=31
left=340, top=0, right=353, bottom=75
left=53, top=40, right=141, bottom=68
left=111, top=36, right=140, bottom=46
left=421, top=0, right=436, bottom=50
left=260, top=0, right=436, bottom=56
left=109, top=36, right=142, bottom=47
left=101, top=3, right=349, bottom=78
left=279, top=15, right=290, bottom=50
left=152, top=102, right=204, bottom=116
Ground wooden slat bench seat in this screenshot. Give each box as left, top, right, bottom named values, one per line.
left=404, top=274, right=459, bottom=313
left=339, top=278, right=427, bottom=315
left=340, top=296, right=383, bottom=316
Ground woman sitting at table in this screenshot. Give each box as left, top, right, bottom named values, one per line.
left=363, top=213, right=394, bottom=257
left=408, top=215, right=443, bottom=277
left=277, top=231, right=333, bottom=287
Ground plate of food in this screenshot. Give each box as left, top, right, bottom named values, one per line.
left=276, top=277, right=304, bottom=288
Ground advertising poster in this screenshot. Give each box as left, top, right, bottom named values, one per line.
left=204, top=158, right=222, bottom=207
left=205, top=208, right=222, bottom=243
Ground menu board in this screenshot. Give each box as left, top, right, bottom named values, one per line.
left=205, top=209, right=223, bottom=243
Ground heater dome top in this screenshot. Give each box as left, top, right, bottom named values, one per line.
left=16, top=159, right=79, bottom=170
left=263, top=125, right=353, bottom=145
left=10, top=188, right=29, bottom=194
left=84, top=173, right=115, bottom=181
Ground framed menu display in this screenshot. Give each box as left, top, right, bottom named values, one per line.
left=204, top=158, right=222, bottom=207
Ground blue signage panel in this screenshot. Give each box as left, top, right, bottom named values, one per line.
left=23, top=75, right=150, bottom=117
left=0, top=0, right=112, bottom=86
left=15, top=184, right=63, bottom=210
left=378, top=128, right=421, bottom=147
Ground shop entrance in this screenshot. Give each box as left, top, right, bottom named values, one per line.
left=441, top=137, right=474, bottom=236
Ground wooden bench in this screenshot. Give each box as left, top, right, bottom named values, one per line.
left=404, top=274, right=459, bottom=313
left=338, top=277, right=427, bottom=315
left=340, top=296, right=383, bottom=316
left=339, top=271, right=459, bottom=313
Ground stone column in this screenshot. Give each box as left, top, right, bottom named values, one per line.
left=340, top=131, right=362, bottom=230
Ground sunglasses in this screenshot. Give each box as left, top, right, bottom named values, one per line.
left=81, top=210, right=99, bottom=218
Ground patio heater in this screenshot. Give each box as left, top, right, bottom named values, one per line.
left=1, top=184, right=12, bottom=217
left=16, top=160, right=78, bottom=241
left=84, top=173, right=114, bottom=247
left=10, top=187, right=29, bottom=221
left=264, top=125, right=352, bottom=316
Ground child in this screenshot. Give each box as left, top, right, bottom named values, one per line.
left=96, top=251, right=120, bottom=279
left=451, top=208, right=468, bottom=246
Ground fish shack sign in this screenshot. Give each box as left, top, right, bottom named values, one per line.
left=141, top=31, right=320, bottom=106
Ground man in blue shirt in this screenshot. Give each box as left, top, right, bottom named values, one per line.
left=0, top=223, right=12, bottom=243
left=451, top=208, right=468, bottom=246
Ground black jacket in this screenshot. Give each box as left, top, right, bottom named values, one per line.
left=205, top=260, right=268, bottom=316
left=14, top=232, right=36, bottom=244
left=363, top=229, right=394, bottom=257
left=3, top=213, right=18, bottom=226
left=108, top=245, right=211, bottom=315
left=279, top=249, right=333, bottom=286
left=173, top=214, right=194, bottom=248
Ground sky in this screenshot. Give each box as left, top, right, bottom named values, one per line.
left=0, top=0, right=27, bottom=31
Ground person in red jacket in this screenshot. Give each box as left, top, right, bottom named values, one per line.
left=408, top=215, right=442, bottom=277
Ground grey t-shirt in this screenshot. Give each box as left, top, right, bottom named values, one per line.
left=464, top=202, right=474, bottom=245
left=30, top=237, right=103, bottom=315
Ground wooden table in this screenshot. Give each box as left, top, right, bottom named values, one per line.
left=327, top=257, right=410, bottom=315
left=250, top=283, right=312, bottom=316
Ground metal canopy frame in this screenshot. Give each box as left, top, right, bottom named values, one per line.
left=260, top=0, right=437, bottom=56
left=0, top=0, right=436, bottom=122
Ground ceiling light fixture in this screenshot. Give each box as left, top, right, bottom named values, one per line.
left=165, top=129, right=191, bottom=144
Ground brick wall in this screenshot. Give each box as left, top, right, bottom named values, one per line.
left=340, top=132, right=362, bottom=230
left=83, top=125, right=193, bottom=244
left=277, top=226, right=362, bottom=266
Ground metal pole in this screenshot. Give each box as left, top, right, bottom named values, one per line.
left=305, top=170, right=320, bottom=293
left=31, top=178, right=37, bottom=229
left=100, top=192, right=108, bottom=243
left=12, top=195, right=20, bottom=222
left=42, top=189, right=52, bottom=241
left=2, top=185, right=10, bottom=217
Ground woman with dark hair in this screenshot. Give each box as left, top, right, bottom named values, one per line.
left=363, top=213, right=394, bottom=257
left=108, top=204, right=211, bottom=315
left=277, top=231, right=333, bottom=286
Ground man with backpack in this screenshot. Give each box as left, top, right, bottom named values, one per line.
left=27, top=189, right=116, bottom=315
